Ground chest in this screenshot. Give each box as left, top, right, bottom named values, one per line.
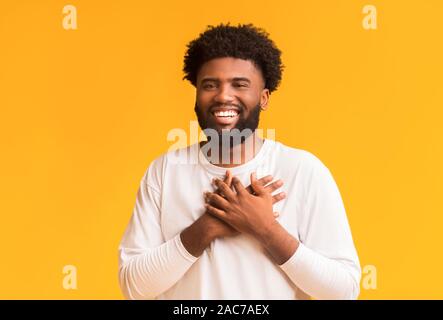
left=158, top=167, right=302, bottom=241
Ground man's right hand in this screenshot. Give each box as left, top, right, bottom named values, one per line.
left=181, top=170, right=286, bottom=257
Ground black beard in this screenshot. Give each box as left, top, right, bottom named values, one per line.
left=194, top=102, right=261, bottom=148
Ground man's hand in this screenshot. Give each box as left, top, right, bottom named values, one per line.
left=204, top=172, right=281, bottom=240
left=181, top=170, right=286, bottom=258
left=202, top=170, right=239, bottom=239
left=205, top=172, right=300, bottom=265
left=204, top=170, right=286, bottom=239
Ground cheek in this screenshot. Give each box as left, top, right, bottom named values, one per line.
left=239, top=93, right=260, bottom=108
left=196, top=91, right=213, bottom=106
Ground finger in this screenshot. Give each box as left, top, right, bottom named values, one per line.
left=250, top=172, right=266, bottom=196
left=213, top=178, right=236, bottom=201
left=258, top=174, right=273, bottom=186
left=215, top=170, right=233, bottom=198
left=205, top=203, right=227, bottom=221
left=205, top=191, right=231, bottom=209
left=224, top=170, right=233, bottom=190
left=232, top=177, right=248, bottom=196
left=264, top=179, right=284, bottom=193
left=271, top=191, right=286, bottom=204
left=245, top=175, right=273, bottom=194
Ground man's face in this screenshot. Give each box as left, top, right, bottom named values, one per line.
left=194, top=57, right=269, bottom=144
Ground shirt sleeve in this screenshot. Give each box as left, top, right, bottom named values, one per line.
left=118, top=161, right=198, bottom=300
left=279, top=155, right=362, bottom=300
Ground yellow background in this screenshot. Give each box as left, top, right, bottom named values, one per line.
left=1, top=0, right=442, bottom=299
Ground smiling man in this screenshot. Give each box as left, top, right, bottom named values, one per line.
left=118, top=24, right=361, bottom=300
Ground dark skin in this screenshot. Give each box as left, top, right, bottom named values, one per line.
left=196, top=57, right=269, bottom=167
left=180, top=170, right=286, bottom=255
left=180, top=57, right=299, bottom=265
left=205, top=173, right=299, bottom=265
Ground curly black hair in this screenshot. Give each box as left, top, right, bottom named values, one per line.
left=183, top=23, right=284, bottom=94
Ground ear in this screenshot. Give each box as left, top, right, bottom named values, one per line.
left=260, top=88, right=270, bottom=111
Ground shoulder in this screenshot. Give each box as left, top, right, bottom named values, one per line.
left=141, top=143, right=196, bottom=190
left=271, top=139, right=329, bottom=174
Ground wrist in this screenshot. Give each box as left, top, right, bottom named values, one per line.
left=196, top=214, right=218, bottom=243
left=254, top=220, right=300, bottom=265
left=181, top=216, right=214, bottom=257
left=254, top=219, right=280, bottom=243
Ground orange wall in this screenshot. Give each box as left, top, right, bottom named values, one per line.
left=0, top=0, right=442, bottom=299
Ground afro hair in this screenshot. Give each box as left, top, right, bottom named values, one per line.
left=183, top=23, right=284, bottom=94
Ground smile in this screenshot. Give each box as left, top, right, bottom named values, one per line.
left=212, top=110, right=240, bottom=118
left=210, top=110, right=240, bottom=125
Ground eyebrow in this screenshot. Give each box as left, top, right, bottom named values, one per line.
left=200, top=77, right=251, bottom=84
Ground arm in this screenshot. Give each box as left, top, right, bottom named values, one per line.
left=118, top=174, right=198, bottom=300
left=205, top=166, right=361, bottom=300
left=256, top=220, right=360, bottom=300
left=119, top=169, right=288, bottom=299
left=277, top=159, right=362, bottom=300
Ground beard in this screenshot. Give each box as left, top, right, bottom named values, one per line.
left=194, top=101, right=262, bottom=149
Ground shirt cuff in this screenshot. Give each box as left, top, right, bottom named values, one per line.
left=174, top=233, right=199, bottom=263
left=279, top=241, right=308, bottom=274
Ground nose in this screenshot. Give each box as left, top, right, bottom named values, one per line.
left=213, top=83, right=234, bottom=105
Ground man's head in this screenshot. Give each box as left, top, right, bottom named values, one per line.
left=183, top=23, right=284, bottom=145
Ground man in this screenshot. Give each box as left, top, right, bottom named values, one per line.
left=118, top=23, right=361, bottom=300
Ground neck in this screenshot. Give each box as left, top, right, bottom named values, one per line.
left=200, top=132, right=264, bottom=168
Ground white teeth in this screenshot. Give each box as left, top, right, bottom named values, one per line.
left=214, top=110, right=239, bottom=117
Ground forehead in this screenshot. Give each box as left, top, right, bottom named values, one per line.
left=197, top=57, right=263, bottom=83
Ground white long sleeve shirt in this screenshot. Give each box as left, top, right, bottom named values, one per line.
left=118, top=138, right=361, bottom=300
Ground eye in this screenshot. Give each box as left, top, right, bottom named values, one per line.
left=202, top=83, right=216, bottom=90
left=233, top=82, right=249, bottom=88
